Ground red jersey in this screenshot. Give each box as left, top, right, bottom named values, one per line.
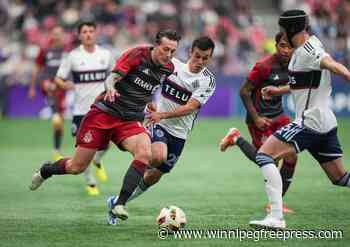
left=246, top=54, right=289, bottom=123
left=95, top=46, right=174, bottom=121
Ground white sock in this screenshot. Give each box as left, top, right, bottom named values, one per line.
left=83, top=165, right=96, bottom=186
left=261, top=163, right=283, bottom=219
left=93, top=150, right=107, bottom=164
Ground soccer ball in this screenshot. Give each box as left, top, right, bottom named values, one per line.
left=156, top=206, right=187, bottom=231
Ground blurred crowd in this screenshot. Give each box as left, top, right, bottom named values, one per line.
left=0, top=0, right=349, bottom=92
left=280, top=0, right=350, bottom=66
left=0, top=0, right=265, bottom=89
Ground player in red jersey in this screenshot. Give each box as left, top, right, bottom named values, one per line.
left=220, top=32, right=297, bottom=213
left=29, top=29, right=181, bottom=222
left=28, top=26, right=67, bottom=161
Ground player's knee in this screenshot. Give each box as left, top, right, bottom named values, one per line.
left=52, top=113, right=63, bottom=129
left=332, top=172, right=350, bottom=187
left=67, top=161, right=87, bottom=175
left=152, top=152, right=166, bottom=166
left=255, top=152, right=275, bottom=167
left=135, top=149, right=152, bottom=165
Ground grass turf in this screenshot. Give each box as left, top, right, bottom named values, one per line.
left=0, top=118, right=349, bottom=246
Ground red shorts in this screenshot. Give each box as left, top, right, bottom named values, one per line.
left=76, top=106, right=149, bottom=150
left=248, top=114, right=290, bottom=149
left=40, top=79, right=65, bottom=114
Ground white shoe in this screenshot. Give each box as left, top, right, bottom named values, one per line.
left=249, top=215, right=286, bottom=230
left=29, top=170, right=45, bottom=191
left=112, top=205, right=129, bottom=221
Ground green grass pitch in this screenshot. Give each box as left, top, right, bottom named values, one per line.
left=0, top=118, right=349, bottom=247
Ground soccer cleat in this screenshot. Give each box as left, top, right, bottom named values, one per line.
left=29, top=169, right=46, bottom=191
left=249, top=215, right=286, bottom=230
left=112, top=205, right=129, bottom=221
left=52, top=151, right=63, bottom=162
left=93, top=161, right=108, bottom=182
left=107, top=196, right=118, bottom=225
left=219, top=128, right=241, bottom=152
left=86, top=185, right=100, bottom=196
left=265, top=203, right=295, bottom=214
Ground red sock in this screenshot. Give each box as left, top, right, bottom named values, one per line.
left=131, top=160, right=149, bottom=175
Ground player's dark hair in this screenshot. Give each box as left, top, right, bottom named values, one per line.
left=275, top=32, right=284, bottom=44
left=77, top=21, right=96, bottom=33
left=191, top=36, right=215, bottom=55
left=155, top=29, right=181, bottom=45
left=279, top=9, right=309, bottom=46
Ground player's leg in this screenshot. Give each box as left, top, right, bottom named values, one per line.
left=30, top=108, right=108, bottom=191
left=321, top=158, right=350, bottom=186
left=52, top=112, right=64, bottom=161
left=108, top=132, right=152, bottom=221
left=221, top=122, right=296, bottom=213
left=249, top=123, right=304, bottom=229
left=220, top=126, right=259, bottom=162
left=92, top=147, right=109, bottom=182
left=29, top=146, right=97, bottom=190
left=71, top=115, right=100, bottom=196
left=128, top=126, right=185, bottom=203
left=313, top=128, right=349, bottom=187
left=45, top=82, right=65, bottom=161
left=272, top=114, right=297, bottom=198
left=280, top=153, right=297, bottom=196
left=127, top=141, right=167, bottom=202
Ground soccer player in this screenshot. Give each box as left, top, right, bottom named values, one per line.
left=28, top=26, right=67, bottom=161
left=106, top=36, right=216, bottom=225
left=220, top=32, right=297, bottom=213
left=29, top=29, right=181, bottom=218
left=54, top=21, right=113, bottom=196
left=223, top=9, right=350, bottom=229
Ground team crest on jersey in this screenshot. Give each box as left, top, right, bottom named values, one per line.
left=83, top=131, right=93, bottom=143
left=100, top=59, right=106, bottom=65
left=273, top=74, right=279, bottom=81
left=155, top=128, right=164, bottom=138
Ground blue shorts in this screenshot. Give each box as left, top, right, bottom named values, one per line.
left=273, top=123, right=343, bottom=164
left=151, top=125, right=186, bottom=173
left=71, top=115, right=84, bottom=137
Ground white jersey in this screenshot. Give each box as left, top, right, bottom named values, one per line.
left=56, top=45, right=113, bottom=116
left=158, top=58, right=216, bottom=139
left=288, top=35, right=337, bottom=133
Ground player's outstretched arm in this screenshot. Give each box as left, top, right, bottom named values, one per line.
left=320, top=56, right=350, bottom=82
left=146, top=98, right=200, bottom=123
left=104, top=72, right=122, bottom=102
left=261, top=85, right=291, bottom=99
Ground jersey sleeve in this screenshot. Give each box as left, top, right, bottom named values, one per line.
left=112, top=48, right=141, bottom=76
left=306, top=47, right=329, bottom=71
left=56, top=52, right=72, bottom=79
left=191, top=76, right=216, bottom=105
left=35, top=48, right=46, bottom=67
left=247, top=62, right=270, bottom=87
